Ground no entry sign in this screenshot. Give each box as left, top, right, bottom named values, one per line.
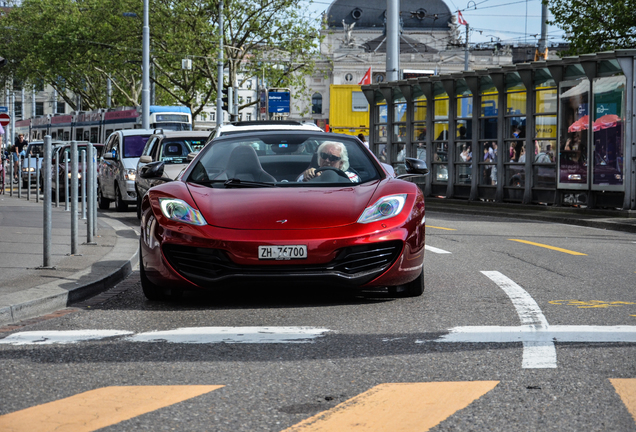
left=0, top=113, right=9, bottom=127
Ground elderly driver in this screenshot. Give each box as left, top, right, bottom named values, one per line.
left=298, top=141, right=360, bottom=182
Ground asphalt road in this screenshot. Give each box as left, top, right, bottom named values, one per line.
left=1, top=209, right=636, bottom=431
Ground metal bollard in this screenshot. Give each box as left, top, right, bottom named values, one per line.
left=71, top=141, right=78, bottom=255
left=36, top=156, right=40, bottom=203
left=17, top=157, right=21, bottom=198
left=86, top=145, right=94, bottom=243
left=65, top=151, right=69, bottom=211
left=92, top=146, right=98, bottom=237
left=81, top=149, right=86, bottom=220
left=26, top=156, right=30, bottom=200
left=43, top=137, right=52, bottom=268
left=54, top=147, right=60, bottom=207
left=9, top=157, right=13, bottom=197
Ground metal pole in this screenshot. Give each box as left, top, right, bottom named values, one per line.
left=81, top=149, right=86, bottom=219
left=26, top=155, right=31, bottom=200
left=70, top=141, right=78, bottom=255
left=386, top=0, right=399, bottom=82
left=43, top=136, right=52, bottom=268
left=141, top=0, right=150, bottom=129
left=65, top=150, right=69, bottom=211
left=464, top=24, right=470, bottom=71
left=216, top=0, right=224, bottom=127
left=86, top=144, right=94, bottom=243
left=35, top=156, right=40, bottom=203
left=9, top=157, right=12, bottom=197
left=55, top=147, right=60, bottom=207
left=92, top=145, right=97, bottom=237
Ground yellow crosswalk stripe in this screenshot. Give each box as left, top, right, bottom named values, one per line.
left=0, top=385, right=223, bottom=432
left=509, top=239, right=587, bottom=255
left=610, top=378, right=636, bottom=423
left=281, top=381, right=499, bottom=432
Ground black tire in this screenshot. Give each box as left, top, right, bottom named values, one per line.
left=389, top=269, right=425, bottom=298
left=136, top=189, right=142, bottom=220
left=97, top=184, right=110, bottom=209
left=139, top=241, right=182, bottom=301
left=115, top=184, right=128, bottom=212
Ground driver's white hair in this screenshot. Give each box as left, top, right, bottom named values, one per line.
left=317, top=141, right=349, bottom=171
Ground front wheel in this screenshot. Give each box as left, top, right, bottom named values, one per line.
left=97, top=184, right=110, bottom=209
left=115, top=184, right=128, bottom=212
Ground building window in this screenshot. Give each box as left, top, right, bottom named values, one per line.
left=246, top=113, right=252, bottom=121
left=36, top=102, right=44, bottom=116
left=15, top=102, right=22, bottom=119
left=312, top=93, right=322, bottom=114
left=56, top=102, right=65, bottom=114
left=345, top=73, right=353, bottom=82
left=211, top=112, right=216, bottom=122
left=246, top=97, right=252, bottom=104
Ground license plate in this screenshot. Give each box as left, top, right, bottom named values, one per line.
left=258, top=245, right=307, bottom=260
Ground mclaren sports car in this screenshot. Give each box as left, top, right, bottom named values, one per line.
left=138, top=131, right=429, bottom=300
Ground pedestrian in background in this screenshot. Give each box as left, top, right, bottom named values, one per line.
left=13, top=133, right=28, bottom=183
left=357, top=133, right=369, bottom=149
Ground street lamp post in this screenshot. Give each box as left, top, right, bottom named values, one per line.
left=141, top=0, right=150, bottom=129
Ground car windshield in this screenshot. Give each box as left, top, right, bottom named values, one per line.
left=123, top=135, right=150, bottom=158
left=186, top=133, right=382, bottom=187
left=160, top=139, right=204, bottom=164
left=27, top=144, right=44, bottom=156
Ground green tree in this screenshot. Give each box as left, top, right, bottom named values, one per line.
left=545, top=0, right=636, bottom=56
left=0, top=0, right=322, bottom=119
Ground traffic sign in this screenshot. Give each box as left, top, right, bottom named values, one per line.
left=0, top=113, right=9, bottom=127
left=0, top=106, right=8, bottom=113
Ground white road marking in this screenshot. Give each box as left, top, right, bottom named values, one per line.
left=420, top=271, right=636, bottom=369
left=480, top=271, right=554, bottom=368
left=128, top=326, right=330, bottom=344
left=0, top=327, right=330, bottom=345
left=425, top=245, right=452, bottom=254
left=0, top=330, right=133, bottom=345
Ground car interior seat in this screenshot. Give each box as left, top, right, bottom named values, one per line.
left=223, top=145, right=276, bottom=182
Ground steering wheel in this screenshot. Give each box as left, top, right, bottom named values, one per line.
left=314, top=166, right=351, bottom=181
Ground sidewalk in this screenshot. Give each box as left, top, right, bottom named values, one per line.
left=0, top=185, right=139, bottom=326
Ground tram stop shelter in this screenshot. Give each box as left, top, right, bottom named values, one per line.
left=362, top=50, right=636, bottom=210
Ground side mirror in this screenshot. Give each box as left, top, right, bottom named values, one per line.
left=139, top=155, right=153, bottom=164
left=139, top=161, right=172, bottom=182
left=396, top=157, right=429, bottom=180
left=103, top=152, right=113, bottom=160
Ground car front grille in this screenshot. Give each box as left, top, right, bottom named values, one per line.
left=162, top=241, right=403, bottom=286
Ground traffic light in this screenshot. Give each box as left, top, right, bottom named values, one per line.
left=221, top=87, right=229, bottom=112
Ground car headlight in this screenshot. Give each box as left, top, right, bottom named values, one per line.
left=22, top=167, right=35, bottom=172
left=357, top=194, right=407, bottom=224
left=124, top=169, right=136, bottom=181
left=66, top=173, right=82, bottom=179
left=159, top=198, right=207, bottom=226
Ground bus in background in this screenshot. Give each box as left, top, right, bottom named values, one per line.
left=50, top=114, right=74, bottom=141
left=32, top=115, right=50, bottom=141
left=101, top=106, right=192, bottom=142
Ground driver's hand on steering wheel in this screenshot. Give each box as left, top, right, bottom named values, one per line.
left=303, top=167, right=319, bottom=181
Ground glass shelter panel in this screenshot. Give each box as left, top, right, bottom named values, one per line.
left=558, top=79, right=589, bottom=188
left=592, top=75, right=626, bottom=188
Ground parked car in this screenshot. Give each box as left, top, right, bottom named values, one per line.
left=98, top=129, right=154, bottom=211
left=51, top=142, right=104, bottom=198
left=135, top=130, right=209, bottom=218
left=21, top=141, right=48, bottom=187
left=138, top=130, right=429, bottom=301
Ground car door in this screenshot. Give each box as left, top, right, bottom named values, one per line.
left=101, top=134, right=117, bottom=198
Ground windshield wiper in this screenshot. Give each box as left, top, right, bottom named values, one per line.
left=223, top=178, right=277, bottom=188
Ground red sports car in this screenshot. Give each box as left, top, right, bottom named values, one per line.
left=138, top=131, right=429, bottom=301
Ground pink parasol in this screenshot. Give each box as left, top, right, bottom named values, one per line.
left=567, top=115, right=589, bottom=133
left=592, top=114, right=621, bottom=132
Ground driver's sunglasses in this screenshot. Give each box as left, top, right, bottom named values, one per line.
left=320, top=152, right=341, bottom=162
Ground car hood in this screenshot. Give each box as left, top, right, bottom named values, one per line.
left=187, top=181, right=380, bottom=230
